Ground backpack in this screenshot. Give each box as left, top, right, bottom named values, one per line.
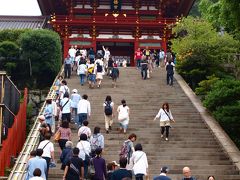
left=90, top=135, right=101, bottom=151
left=96, top=63, right=103, bottom=72
left=104, top=101, right=112, bottom=115
left=119, top=140, right=130, bottom=158
left=88, top=66, right=94, bottom=74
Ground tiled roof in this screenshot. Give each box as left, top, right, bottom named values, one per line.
left=0, top=16, right=47, bottom=30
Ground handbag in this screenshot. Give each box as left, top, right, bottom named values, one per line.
left=87, top=158, right=95, bottom=178
left=54, top=130, right=61, bottom=141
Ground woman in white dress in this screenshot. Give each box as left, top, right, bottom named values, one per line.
left=117, top=99, right=130, bottom=134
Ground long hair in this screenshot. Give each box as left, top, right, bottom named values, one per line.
left=162, top=102, right=170, bottom=112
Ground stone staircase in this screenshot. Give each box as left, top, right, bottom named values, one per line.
left=48, top=67, right=240, bottom=180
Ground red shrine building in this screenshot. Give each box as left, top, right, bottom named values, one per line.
left=37, top=0, right=195, bottom=65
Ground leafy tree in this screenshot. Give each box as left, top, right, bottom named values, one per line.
left=172, top=17, right=239, bottom=89
left=213, top=103, right=240, bottom=147
left=203, top=79, right=240, bottom=111
left=199, top=0, right=240, bottom=38
left=203, top=79, right=240, bottom=148
left=19, top=29, right=62, bottom=88
left=195, top=75, right=219, bottom=99
left=0, top=41, right=19, bottom=75
left=189, top=0, right=201, bottom=17
left=0, top=29, right=29, bottom=45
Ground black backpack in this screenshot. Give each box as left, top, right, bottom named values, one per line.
left=104, top=101, right=112, bottom=115
left=96, top=63, right=103, bottom=72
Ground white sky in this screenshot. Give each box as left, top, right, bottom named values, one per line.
left=0, top=0, right=41, bottom=16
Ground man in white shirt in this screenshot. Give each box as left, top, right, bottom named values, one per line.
left=77, top=94, right=91, bottom=127
left=37, top=133, right=54, bottom=179
left=60, top=92, right=72, bottom=122
left=102, top=45, right=110, bottom=61
left=68, top=45, right=76, bottom=62
left=71, top=89, right=81, bottom=124
left=59, top=80, right=70, bottom=100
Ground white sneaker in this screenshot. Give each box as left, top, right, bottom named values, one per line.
left=161, top=134, right=164, bottom=138
left=165, top=138, right=168, bottom=141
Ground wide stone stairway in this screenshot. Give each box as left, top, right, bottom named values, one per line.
left=48, top=67, right=240, bottom=180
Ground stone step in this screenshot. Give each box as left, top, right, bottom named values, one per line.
left=48, top=67, right=240, bottom=179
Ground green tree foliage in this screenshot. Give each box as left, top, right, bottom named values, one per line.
left=199, top=0, right=240, bottom=38
left=0, top=29, right=29, bottom=45
left=189, top=0, right=201, bottom=17
left=203, top=79, right=240, bottom=147
left=195, top=75, right=219, bottom=99
left=0, top=41, right=19, bottom=74
left=19, top=29, right=62, bottom=88
left=204, top=79, right=240, bottom=111
left=172, top=17, right=239, bottom=89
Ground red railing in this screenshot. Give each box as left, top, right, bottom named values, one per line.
left=0, top=88, right=27, bottom=176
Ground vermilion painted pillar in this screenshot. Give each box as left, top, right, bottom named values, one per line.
left=63, top=37, right=69, bottom=60
left=133, top=38, right=139, bottom=66
left=162, top=38, right=167, bottom=53
left=92, top=37, right=97, bottom=52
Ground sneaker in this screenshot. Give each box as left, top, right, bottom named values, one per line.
left=165, top=138, right=168, bottom=141
left=161, top=134, right=164, bottom=138
left=109, top=126, right=112, bottom=130
left=106, top=130, right=109, bottom=134
left=49, top=162, right=56, bottom=168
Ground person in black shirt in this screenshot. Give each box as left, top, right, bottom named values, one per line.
left=111, top=157, right=132, bottom=180
left=63, top=147, right=84, bottom=180
left=165, top=61, right=175, bottom=86
left=141, top=57, right=148, bottom=80
left=107, top=56, right=114, bottom=76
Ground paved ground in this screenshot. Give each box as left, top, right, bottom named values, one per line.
left=48, top=67, right=240, bottom=180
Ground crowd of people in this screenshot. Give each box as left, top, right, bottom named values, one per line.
left=64, top=45, right=176, bottom=88
left=64, top=45, right=120, bottom=88
left=24, top=45, right=216, bottom=180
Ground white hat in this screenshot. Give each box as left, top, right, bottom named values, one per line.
left=72, top=89, right=78, bottom=93
left=38, top=115, right=45, bottom=121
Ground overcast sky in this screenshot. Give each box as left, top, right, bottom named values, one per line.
left=0, top=0, right=41, bottom=16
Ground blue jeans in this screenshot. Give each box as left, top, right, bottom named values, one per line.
left=167, top=73, right=173, bottom=85
left=79, top=74, right=85, bottom=85
left=137, top=59, right=141, bottom=69
left=83, top=160, right=88, bottom=178
left=78, top=113, right=87, bottom=126
left=141, top=68, right=147, bottom=79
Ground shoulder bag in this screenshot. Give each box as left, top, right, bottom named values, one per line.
left=60, top=99, right=69, bottom=111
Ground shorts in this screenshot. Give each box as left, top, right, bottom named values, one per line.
left=160, top=120, right=170, bottom=127
left=119, top=123, right=128, bottom=129
left=96, top=73, right=103, bottom=80
left=88, top=74, right=96, bottom=82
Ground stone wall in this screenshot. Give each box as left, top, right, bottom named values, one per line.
left=27, top=90, right=48, bottom=121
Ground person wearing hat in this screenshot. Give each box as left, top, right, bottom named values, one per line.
left=70, top=89, right=81, bottom=125
left=106, top=161, right=119, bottom=180
left=38, top=115, right=50, bottom=143
left=153, top=166, right=171, bottom=180
left=111, top=157, right=132, bottom=180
